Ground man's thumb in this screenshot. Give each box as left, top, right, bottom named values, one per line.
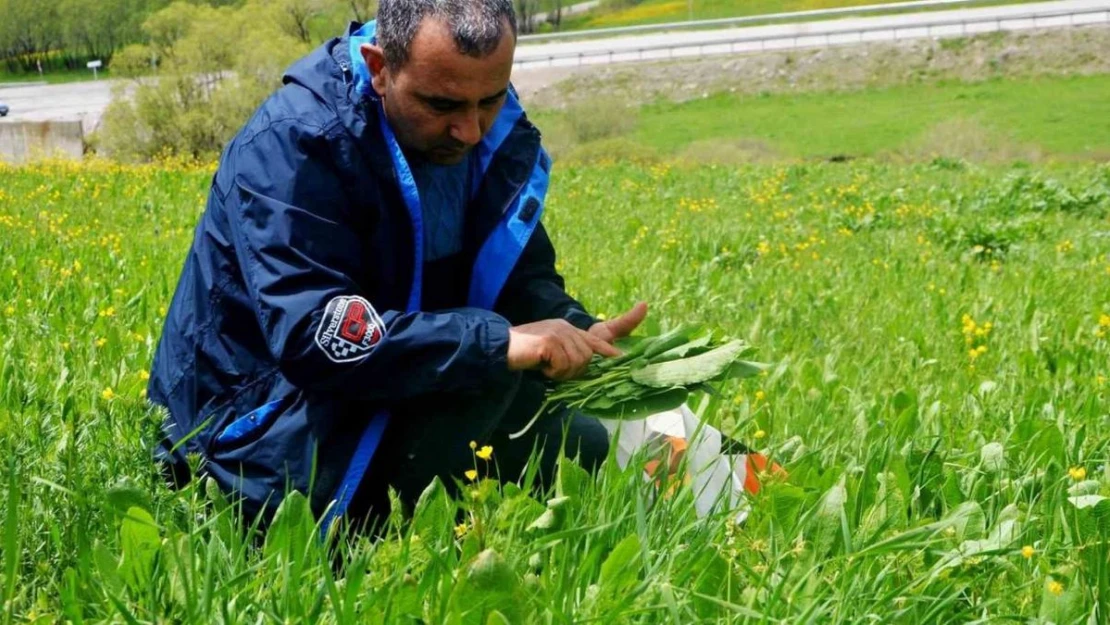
left=607, top=301, right=648, bottom=338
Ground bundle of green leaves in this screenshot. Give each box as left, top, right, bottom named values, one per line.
left=510, top=325, right=767, bottom=439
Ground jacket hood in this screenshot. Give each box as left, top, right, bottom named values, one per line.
left=281, top=23, right=377, bottom=143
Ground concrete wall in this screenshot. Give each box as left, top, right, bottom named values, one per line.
left=0, top=120, right=84, bottom=163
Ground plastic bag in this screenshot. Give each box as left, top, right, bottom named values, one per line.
left=598, top=404, right=782, bottom=524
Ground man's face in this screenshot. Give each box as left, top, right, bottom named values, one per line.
left=363, top=18, right=515, bottom=165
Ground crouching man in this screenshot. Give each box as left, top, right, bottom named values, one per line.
left=147, top=0, right=647, bottom=532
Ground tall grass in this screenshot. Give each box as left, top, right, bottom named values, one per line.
left=2, top=157, right=1110, bottom=621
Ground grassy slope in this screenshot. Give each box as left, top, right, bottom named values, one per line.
left=555, top=0, right=1041, bottom=30
left=536, top=73, right=1110, bottom=161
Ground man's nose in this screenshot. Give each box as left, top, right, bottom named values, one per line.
left=450, top=109, right=482, bottom=147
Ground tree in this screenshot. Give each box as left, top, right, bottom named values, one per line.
left=346, top=0, right=377, bottom=23
left=0, top=0, right=63, bottom=71
left=98, top=0, right=311, bottom=161
left=516, top=0, right=541, bottom=35
left=276, top=0, right=328, bottom=44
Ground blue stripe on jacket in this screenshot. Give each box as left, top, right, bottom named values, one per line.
left=319, top=21, right=549, bottom=536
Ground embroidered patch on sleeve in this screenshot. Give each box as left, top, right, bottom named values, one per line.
left=314, top=295, right=386, bottom=363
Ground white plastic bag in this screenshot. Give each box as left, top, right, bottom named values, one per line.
left=599, top=404, right=769, bottom=524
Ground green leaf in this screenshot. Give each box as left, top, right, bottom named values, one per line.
left=528, top=496, right=572, bottom=533
left=450, top=549, right=521, bottom=624
left=118, top=506, right=160, bottom=591
left=648, top=334, right=713, bottom=363
left=761, top=482, right=807, bottom=540
left=599, top=533, right=643, bottom=594
left=92, top=541, right=123, bottom=595
left=944, top=501, right=986, bottom=542
left=1039, top=567, right=1083, bottom=624
left=105, top=477, right=150, bottom=515
left=632, top=340, right=749, bottom=388
left=719, top=359, right=771, bottom=381
left=557, top=455, right=590, bottom=498
left=641, top=324, right=697, bottom=359
left=412, top=477, right=453, bottom=540
left=591, top=387, right=689, bottom=420
left=811, top=479, right=847, bottom=557
left=263, top=491, right=315, bottom=563
left=1069, top=493, right=1108, bottom=509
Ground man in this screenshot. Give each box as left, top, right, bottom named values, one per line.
left=148, top=0, right=647, bottom=532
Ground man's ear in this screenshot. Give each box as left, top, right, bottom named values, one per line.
left=361, top=43, right=389, bottom=96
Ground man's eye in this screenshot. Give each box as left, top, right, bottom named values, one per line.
left=428, top=100, right=458, bottom=112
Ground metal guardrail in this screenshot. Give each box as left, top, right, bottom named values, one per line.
left=514, top=6, right=1110, bottom=68
left=518, top=0, right=987, bottom=42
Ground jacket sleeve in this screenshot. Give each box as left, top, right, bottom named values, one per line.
left=494, top=218, right=596, bottom=331
left=221, top=118, right=514, bottom=401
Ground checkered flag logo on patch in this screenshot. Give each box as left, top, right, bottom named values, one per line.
left=314, top=295, right=385, bottom=363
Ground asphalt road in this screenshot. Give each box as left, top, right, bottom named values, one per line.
left=0, top=79, right=113, bottom=132
left=513, top=0, right=1110, bottom=67
left=0, top=0, right=1105, bottom=129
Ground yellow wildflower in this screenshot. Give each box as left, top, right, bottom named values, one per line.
left=454, top=523, right=468, bottom=538
left=469, top=440, right=477, bottom=450
left=464, top=469, right=478, bottom=482
left=94, top=337, right=108, bottom=348
left=139, top=370, right=151, bottom=381
left=1069, top=466, right=1087, bottom=481
left=476, top=445, right=493, bottom=461
left=755, top=390, right=766, bottom=402
left=1021, top=545, right=1034, bottom=559
left=98, top=306, right=115, bottom=318
left=754, top=430, right=766, bottom=440
left=1048, top=580, right=1065, bottom=596
left=101, top=387, right=115, bottom=401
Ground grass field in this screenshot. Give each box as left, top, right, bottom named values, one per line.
left=537, top=73, right=1110, bottom=162
left=2, top=151, right=1110, bottom=621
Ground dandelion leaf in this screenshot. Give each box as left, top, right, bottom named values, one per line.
left=631, top=341, right=749, bottom=388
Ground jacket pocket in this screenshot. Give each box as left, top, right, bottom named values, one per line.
left=212, top=395, right=293, bottom=449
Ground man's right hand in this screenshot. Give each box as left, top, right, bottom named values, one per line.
left=508, top=319, right=622, bottom=381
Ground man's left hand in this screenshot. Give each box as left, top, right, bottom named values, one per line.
left=588, top=301, right=648, bottom=345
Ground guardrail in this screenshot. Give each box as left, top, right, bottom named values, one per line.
left=518, top=0, right=988, bottom=42
left=514, top=5, right=1110, bottom=68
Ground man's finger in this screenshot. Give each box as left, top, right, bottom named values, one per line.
left=544, top=340, right=573, bottom=380
left=582, top=329, right=622, bottom=358
left=564, top=331, right=593, bottom=379
left=603, top=302, right=648, bottom=341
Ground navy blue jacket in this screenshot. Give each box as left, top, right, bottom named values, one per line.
left=148, top=23, right=594, bottom=529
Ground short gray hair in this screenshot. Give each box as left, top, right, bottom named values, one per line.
left=376, top=0, right=517, bottom=69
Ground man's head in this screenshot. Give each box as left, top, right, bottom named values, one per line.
left=362, top=0, right=517, bottom=165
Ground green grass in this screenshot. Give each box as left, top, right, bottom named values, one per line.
left=537, top=73, right=1110, bottom=162
left=2, top=152, right=1110, bottom=621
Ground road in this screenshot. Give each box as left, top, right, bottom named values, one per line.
left=513, top=0, right=1110, bottom=67
left=0, top=79, right=113, bottom=132
left=0, top=0, right=1105, bottom=130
